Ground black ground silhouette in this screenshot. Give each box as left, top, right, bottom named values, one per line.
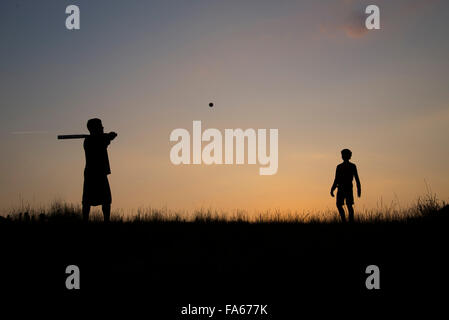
left=1, top=200, right=448, bottom=317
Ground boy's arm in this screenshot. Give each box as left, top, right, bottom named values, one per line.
left=330, top=167, right=338, bottom=197
left=354, top=165, right=361, bottom=197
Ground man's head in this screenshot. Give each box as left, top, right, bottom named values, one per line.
left=341, top=148, right=352, bottom=161
left=87, top=118, right=104, bottom=135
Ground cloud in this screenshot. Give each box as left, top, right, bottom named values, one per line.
left=319, top=0, right=441, bottom=40
left=319, top=1, right=371, bottom=39
left=403, top=0, right=440, bottom=13
left=10, top=131, right=49, bottom=135
left=341, top=10, right=369, bottom=39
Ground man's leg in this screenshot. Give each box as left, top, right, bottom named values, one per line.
left=102, top=204, right=111, bottom=223
left=82, top=205, right=90, bottom=223
left=347, top=205, right=354, bottom=223
left=337, top=204, right=346, bottom=222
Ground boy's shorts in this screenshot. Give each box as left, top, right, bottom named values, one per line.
left=337, top=189, right=354, bottom=206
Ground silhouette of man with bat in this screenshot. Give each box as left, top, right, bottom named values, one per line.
left=59, top=118, right=117, bottom=222
left=330, top=149, right=361, bottom=223
left=82, top=118, right=117, bottom=223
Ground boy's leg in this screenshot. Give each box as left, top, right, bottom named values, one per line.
left=336, top=191, right=346, bottom=222
left=102, top=204, right=111, bottom=223
left=82, top=205, right=90, bottom=223
left=347, top=205, right=354, bottom=223
left=337, top=204, right=346, bottom=222
left=347, top=190, right=355, bottom=223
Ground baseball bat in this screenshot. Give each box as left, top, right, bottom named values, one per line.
left=57, top=134, right=88, bottom=139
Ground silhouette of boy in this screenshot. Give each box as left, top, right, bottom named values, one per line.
left=330, top=149, right=361, bottom=223
left=82, top=118, right=117, bottom=223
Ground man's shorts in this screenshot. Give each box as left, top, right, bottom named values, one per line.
left=337, top=188, right=354, bottom=206
left=82, top=172, right=112, bottom=206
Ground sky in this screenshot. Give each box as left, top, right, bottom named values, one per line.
left=1, top=0, right=448, bottom=216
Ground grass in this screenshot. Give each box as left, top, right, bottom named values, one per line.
left=1, top=191, right=448, bottom=306
left=1, top=190, right=447, bottom=225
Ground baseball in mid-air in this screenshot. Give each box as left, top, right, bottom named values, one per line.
left=209, top=102, right=214, bottom=107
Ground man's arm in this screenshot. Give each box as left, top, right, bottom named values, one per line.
left=354, top=165, right=361, bottom=197
left=104, top=132, right=117, bottom=145
left=330, top=167, right=338, bottom=197
left=107, top=132, right=118, bottom=140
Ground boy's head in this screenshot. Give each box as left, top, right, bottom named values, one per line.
left=341, top=148, right=352, bottom=161
left=87, top=118, right=104, bottom=135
